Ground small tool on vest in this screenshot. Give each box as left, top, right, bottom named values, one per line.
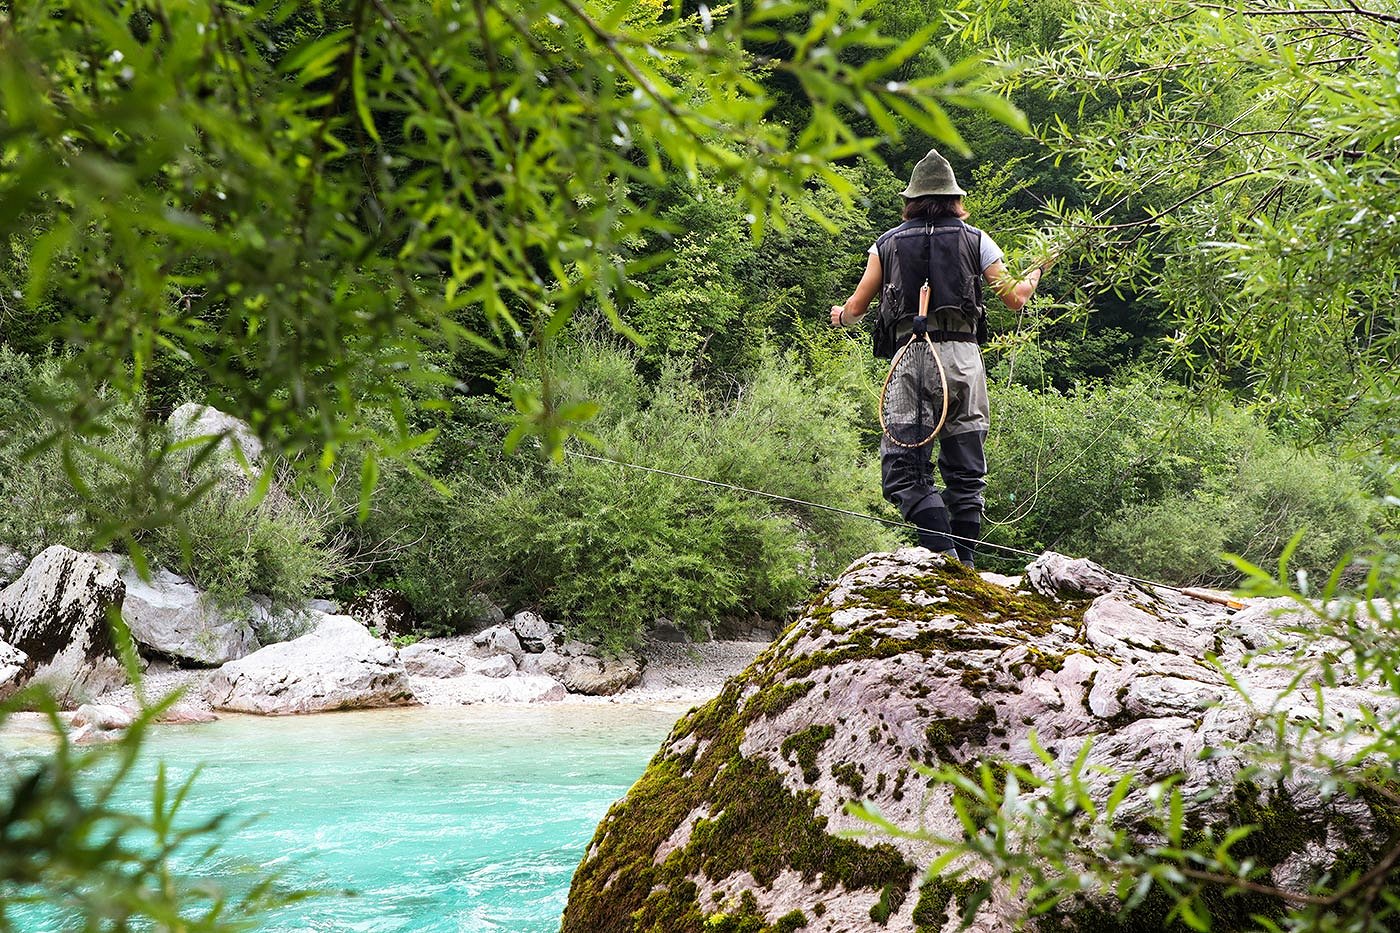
left=879, top=280, right=949, bottom=448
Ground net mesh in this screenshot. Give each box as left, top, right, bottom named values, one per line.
left=881, top=339, right=946, bottom=447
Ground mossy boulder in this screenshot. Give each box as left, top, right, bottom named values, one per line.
left=561, top=548, right=1397, bottom=932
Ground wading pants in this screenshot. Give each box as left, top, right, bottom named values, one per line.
left=880, top=340, right=988, bottom=565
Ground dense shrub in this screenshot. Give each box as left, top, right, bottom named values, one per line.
left=365, top=341, right=896, bottom=651
left=983, top=375, right=1379, bottom=584
left=147, top=482, right=348, bottom=615
left=0, top=349, right=346, bottom=617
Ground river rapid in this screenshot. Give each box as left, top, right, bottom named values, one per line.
left=7, top=703, right=686, bottom=932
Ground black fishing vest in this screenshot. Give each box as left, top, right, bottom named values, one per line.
left=871, top=218, right=986, bottom=359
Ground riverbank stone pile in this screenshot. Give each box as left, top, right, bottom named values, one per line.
left=561, top=547, right=1397, bottom=933
left=0, top=406, right=646, bottom=716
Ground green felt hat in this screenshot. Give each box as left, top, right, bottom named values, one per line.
left=901, top=148, right=966, bottom=198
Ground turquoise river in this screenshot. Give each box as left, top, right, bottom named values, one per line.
left=9, top=703, right=685, bottom=932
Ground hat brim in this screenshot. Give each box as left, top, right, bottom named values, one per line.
left=901, top=184, right=967, bottom=198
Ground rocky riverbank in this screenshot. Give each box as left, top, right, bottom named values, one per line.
left=0, top=537, right=768, bottom=738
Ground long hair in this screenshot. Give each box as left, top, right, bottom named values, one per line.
left=903, top=195, right=968, bottom=221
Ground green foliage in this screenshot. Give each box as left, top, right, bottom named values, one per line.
left=370, top=340, right=896, bottom=649
left=983, top=375, right=1379, bottom=584
left=999, top=0, right=1400, bottom=429
left=0, top=0, right=1025, bottom=537
left=853, top=553, right=1400, bottom=933
left=149, top=483, right=348, bottom=615
left=0, top=349, right=345, bottom=614
left=0, top=688, right=309, bottom=931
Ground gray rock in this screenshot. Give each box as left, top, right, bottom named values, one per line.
left=167, top=402, right=264, bottom=465
left=650, top=616, right=690, bottom=644
left=508, top=611, right=554, bottom=653
left=248, top=598, right=313, bottom=644
left=203, top=614, right=414, bottom=715
left=400, top=643, right=467, bottom=678
left=306, top=598, right=340, bottom=614
left=95, top=555, right=258, bottom=666
left=413, top=671, right=566, bottom=705
left=472, top=624, right=523, bottom=660
left=558, top=639, right=593, bottom=658
left=346, top=588, right=416, bottom=638
left=156, top=703, right=218, bottom=724
left=0, top=546, right=127, bottom=706
left=1026, top=551, right=1127, bottom=598
left=466, top=595, right=506, bottom=628
left=518, top=649, right=570, bottom=680
left=466, top=654, right=517, bottom=679
left=71, top=703, right=135, bottom=731
left=0, top=639, right=29, bottom=699
left=167, top=403, right=267, bottom=497
left=558, top=653, right=642, bottom=696
left=0, top=546, right=28, bottom=586
left=562, top=548, right=1387, bottom=932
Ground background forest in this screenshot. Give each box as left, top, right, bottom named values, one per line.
left=2, top=0, right=1392, bottom=655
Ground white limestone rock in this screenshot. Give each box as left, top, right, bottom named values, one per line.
left=0, top=639, right=29, bottom=699
left=71, top=703, right=136, bottom=731
left=400, top=642, right=467, bottom=678
left=1026, top=551, right=1127, bottom=598
left=95, top=555, right=258, bottom=666
left=518, top=649, right=570, bottom=680
left=472, top=624, right=523, bottom=661
left=167, top=402, right=264, bottom=465
left=466, top=654, right=517, bottom=679
left=0, top=546, right=127, bottom=706
left=558, top=653, right=642, bottom=696
left=416, top=671, right=566, bottom=705
left=562, top=548, right=1394, bottom=933
left=0, top=546, right=28, bottom=586
left=203, top=614, right=414, bottom=715
left=508, top=610, right=554, bottom=653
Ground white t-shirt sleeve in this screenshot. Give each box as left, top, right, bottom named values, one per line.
left=979, top=232, right=1004, bottom=271
left=869, top=233, right=1006, bottom=270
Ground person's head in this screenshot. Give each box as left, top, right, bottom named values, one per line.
left=903, top=195, right=968, bottom=222
left=900, top=149, right=967, bottom=220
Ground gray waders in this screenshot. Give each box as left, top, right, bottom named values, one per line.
left=879, top=334, right=988, bottom=566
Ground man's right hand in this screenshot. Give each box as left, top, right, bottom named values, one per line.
left=830, top=304, right=847, bottom=327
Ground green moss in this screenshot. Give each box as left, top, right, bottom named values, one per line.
left=925, top=704, right=996, bottom=758
left=746, top=679, right=816, bottom=719
left=913, top=876, right=980, bottom=932
left=563, top=668, right=915, bottom=932
left=832, top=761, right=865, bottom=798
left=1034, top=780, right=1400, bottom=933
left=869, top=880, right=907, bottom=924
left=563, top=558, right=1089, bottom=931
left=780, top=725, right=835, bottom=784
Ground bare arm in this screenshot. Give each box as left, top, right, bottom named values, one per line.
left=985, top=260, right=1044, bottom=312
left=830, top=252, right=883, bottom=326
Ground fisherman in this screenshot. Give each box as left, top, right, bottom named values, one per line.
left=830, top=149, right=1046, bottom=567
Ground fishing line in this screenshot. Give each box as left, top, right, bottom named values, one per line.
left=566, top=446, right=1236, bottom=603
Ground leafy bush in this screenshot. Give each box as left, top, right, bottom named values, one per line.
left=983, top=374, right=1380, bottom=584
left=367, top=341, right=896, bottom=651
left=0, top=349, right=346, bottom=617
left=148, top=482, right=348, bottom=616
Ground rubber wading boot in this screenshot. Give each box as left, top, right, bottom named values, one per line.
left=951, top=519, right=980, bottom=568
left=910, top=506, right=955, bottom=556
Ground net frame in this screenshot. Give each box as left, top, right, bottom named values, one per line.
left=879, top=332, right=949, bottom=448
left=879, top=280, right=949, bottom=448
